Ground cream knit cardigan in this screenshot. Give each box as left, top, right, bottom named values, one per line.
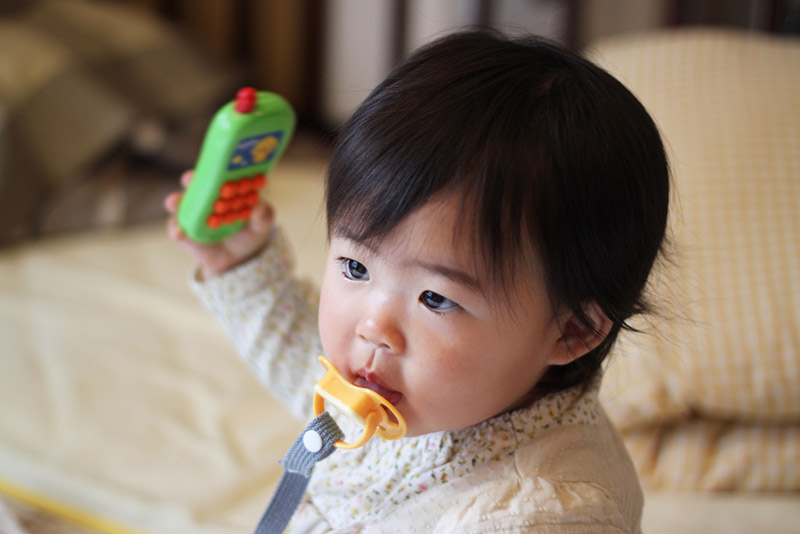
left=193, top=228, right=643, bottom=534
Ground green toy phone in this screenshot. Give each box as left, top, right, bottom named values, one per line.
left=177, top=87, right=295, bottom=243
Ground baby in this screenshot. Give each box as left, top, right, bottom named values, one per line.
left=166, top=30, right=669, bottom=533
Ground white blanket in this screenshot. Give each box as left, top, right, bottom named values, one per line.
left=0, top=162, right=326, bottom=533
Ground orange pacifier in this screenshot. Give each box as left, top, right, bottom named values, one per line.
left=313, top=356, right=407, bottom=449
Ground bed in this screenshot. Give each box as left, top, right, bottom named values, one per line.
left=1, top=27, right=798, bottom=534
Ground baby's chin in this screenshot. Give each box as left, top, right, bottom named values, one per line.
left=401, top=408, right=507, bottom=438
left=398, top=411, right=458, bottom=438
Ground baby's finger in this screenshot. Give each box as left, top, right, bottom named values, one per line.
left=163, top=192, right=183, bottom=214
left=166, top=214, right=186, bottom=242
left=249, top=203, right=275, bottom=235
left=180, top=170, right=195, bottom=188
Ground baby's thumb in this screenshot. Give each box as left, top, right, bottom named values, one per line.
left=249, top=203, right=275, bottom=237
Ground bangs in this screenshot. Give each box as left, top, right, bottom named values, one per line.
left=325, top=34, right=550, bottom=291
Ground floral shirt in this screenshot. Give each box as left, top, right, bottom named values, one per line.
left=193, top=228, right=643, bottom=533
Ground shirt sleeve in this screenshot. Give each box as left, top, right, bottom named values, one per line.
left=190, top=226, right=325, bottom=420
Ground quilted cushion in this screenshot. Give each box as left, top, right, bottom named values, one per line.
left=592, top=28, right=800, bottom=490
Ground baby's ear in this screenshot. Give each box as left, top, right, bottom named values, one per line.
left=550, top=303, right=612, bottom=366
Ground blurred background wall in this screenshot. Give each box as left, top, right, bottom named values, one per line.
left=0, top=0, right=797, bottom=245
left=114, top=0, right=800, bottom=127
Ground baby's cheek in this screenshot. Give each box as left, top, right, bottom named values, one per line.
left=317, top=285, right=341, bottom=357
left=407, top=362, right=477, bottom=429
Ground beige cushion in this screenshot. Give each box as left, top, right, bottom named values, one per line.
left=592, top=29, right=800, bottom=490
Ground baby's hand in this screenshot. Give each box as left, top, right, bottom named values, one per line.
left=165, top=170, right=275, bottom=280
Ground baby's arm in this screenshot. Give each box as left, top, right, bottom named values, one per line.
left=165, top=172, right=323, bottom=418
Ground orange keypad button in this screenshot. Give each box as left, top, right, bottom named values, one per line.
left=213, top=199, right=230, bottom=214
left=207, top=215, right=222, bottom=229
left=207, top=174, right=270, bottom=229
left=220, top=183, right=237, bottom=199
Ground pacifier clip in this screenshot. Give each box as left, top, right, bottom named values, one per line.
left=252, top=356, right=407, bottom=534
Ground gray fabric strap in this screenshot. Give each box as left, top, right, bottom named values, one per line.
left=253, top=411, right=344, bottom=534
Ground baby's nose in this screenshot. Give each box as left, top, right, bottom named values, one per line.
left=356, top=307, right=406, bottom=354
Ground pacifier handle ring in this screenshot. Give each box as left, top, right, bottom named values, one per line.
left=373, top=399, right=405, bottom=438
left=313, top=392, right=381, bottom=449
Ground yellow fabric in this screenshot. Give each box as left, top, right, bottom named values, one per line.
left=0, top=478, right=142, bottom=533
left=592, top=29, right=800, bottom=490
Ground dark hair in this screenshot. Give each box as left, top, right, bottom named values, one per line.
left=325, top=30, right=669, bottom=396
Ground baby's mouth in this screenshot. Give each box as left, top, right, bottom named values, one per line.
left=354, top=375, right=403, bottom=406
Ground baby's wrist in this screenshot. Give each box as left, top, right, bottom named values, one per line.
left=194, top=224, right=282, bottom=283
left=194, top=244, right=269, bottom=282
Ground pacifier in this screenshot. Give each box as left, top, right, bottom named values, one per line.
left=313, top=356, right=407, bottom=449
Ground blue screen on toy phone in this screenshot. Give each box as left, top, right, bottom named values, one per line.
left=227, top=131, right=284, bottom=171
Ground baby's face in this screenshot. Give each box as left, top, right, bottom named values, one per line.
left=318, top=194, right=565, bottom=437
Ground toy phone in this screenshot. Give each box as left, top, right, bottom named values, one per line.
left=177, top=87, right=295, bottom=243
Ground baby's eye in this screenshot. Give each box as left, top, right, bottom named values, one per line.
left=420, top=290, right=458, bottom=312
left=341, top=258, right=369, bottom=281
